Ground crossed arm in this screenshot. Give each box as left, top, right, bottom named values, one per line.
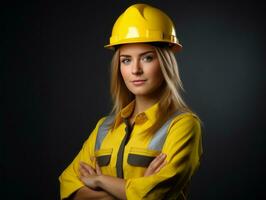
left=72, top=153, right=167, bottom=200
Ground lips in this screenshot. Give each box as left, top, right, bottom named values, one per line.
left=132, top=79, right=146, bottom=82
left=131, top=79, right=147, bottom=86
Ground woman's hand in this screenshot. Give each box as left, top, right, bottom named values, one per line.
left=78, top=158, right=102, bottom=190
left=76, top=160, right=117, bottom=200
left=144, top=153, right=167, bottom=176
left=78, top=154, right=166, bottom=199
left=78, top=160, right=126, bottom=199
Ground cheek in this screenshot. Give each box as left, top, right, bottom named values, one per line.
left=149, top=64, right=164, bottom=82
left=155, top=68, right=163, bottom=78
left=120, top=66, right=131, bottom=82
left=120, top=66, right=127, bottom=80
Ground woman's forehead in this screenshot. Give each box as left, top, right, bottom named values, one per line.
left=119, top=43, right=155, bottom=55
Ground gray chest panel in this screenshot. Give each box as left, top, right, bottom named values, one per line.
left=95, top=111, right=182, bottom=152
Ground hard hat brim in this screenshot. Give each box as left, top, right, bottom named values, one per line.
left=104, top=41, right=182, bottom=52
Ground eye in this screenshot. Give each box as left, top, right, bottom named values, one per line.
left=142, top=54, right=154, bottom=62
left=121, top=58, right=131, bottom=65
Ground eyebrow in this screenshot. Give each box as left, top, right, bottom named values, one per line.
left=120, top=50, right=155, bottom=57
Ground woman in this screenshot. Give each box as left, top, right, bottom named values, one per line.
left=59, top=3, right=203, bottom=200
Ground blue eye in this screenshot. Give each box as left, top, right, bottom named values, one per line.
left=121, top=58, right=131, bottom=65
left=142, top=55, right=153, bottom=62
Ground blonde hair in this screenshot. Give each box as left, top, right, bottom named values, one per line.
left=110, top=48, right=134, bottom=115
left=109, top=44, right=197, bottom=128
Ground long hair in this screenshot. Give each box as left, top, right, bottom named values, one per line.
left=109, top=44, right=198, bottom=129
left=110, top=49, right=134, bottom=115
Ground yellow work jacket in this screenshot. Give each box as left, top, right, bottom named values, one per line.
left=59, top=100, right=203, bottom=199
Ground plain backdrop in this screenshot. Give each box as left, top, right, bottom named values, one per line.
left=1, top=0, right=265, bottom=199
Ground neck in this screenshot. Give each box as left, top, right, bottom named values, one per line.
left=133, top=95, right=159, bottom=117
left=130, top=84, right=165, bottom=119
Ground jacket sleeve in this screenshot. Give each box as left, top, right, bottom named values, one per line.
left=125, top=113, right=203, bottom=200
left=58, top=117, right=106, bottom=200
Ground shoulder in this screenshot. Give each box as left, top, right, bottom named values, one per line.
left=92, top=115, right=117, bottom=134
left=84, top=115, right=111, bottom=144
left=95, top=116, right=108, bottom=127
left=92, top=115, right=113, bottom=131
left=87, top=116, right=109, bottom=137
left=168, top=112, right=201, bottom=137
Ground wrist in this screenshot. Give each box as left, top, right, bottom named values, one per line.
left=96, top=175, right=105, bottom=188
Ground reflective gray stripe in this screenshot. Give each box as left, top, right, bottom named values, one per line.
left=148, top=111, right=182, bottom=151
left=95, top=116, right=114, bottom=151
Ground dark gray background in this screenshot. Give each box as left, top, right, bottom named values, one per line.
left=1, top=0, right=265, bottom=199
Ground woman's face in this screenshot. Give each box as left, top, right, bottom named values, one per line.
left=119, top=43, right=164, bottom=98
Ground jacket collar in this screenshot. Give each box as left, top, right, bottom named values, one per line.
left=114, top=99, right=160, bottom=128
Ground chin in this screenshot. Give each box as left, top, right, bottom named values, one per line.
left=130, top=88, right=156, bottom=97
left=130, top=89, right=149, bottom=96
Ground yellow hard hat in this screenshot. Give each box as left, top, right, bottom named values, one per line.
left=104, top=4, right=182, bottom=52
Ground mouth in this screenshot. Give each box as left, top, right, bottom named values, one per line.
left=131, top=79, right=147, bottom=86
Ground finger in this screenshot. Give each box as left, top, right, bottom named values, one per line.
left=79, top=174, right=89, bottom=185
left=80, top=162, right=96, bottom=175
left=90, top=156, right=96, bottom=168
left=149, top=153, right=166, bottom=170
left=79, top=165, right=90, bottom=177
left=79, top=174, right=97, bottom=190
left=79, top=162, right=89, bottom=174
left=81, top=163, right=96, bottom=175
left=144, top=153, right=166, bottom=176
left=90, top=156, right=97, bottom=170
left=95, top=161, right=102, bottom=175
left=90, top=157, right=102, bottom=175
left=154, top=159, right=167, bottom=173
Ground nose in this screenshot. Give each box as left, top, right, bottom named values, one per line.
left=131, top=59, right=143, bottom=75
